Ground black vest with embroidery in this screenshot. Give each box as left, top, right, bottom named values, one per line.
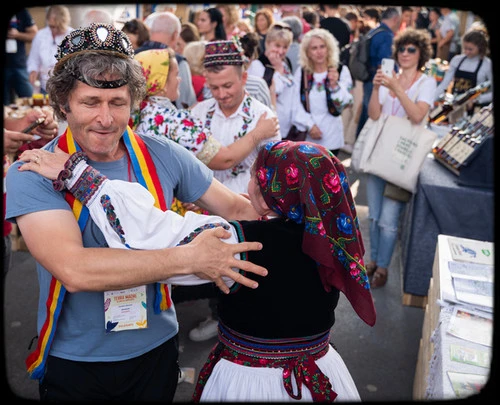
left=299, top=67, right=343, bottom=117
left=217, top=218, right=340, bottom=339
left=259, top=54, right=293, bottom=88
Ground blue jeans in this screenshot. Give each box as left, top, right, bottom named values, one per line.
left=366, top=174, right=405, bottom=268
left=4, top=67, right=33, bottom=105
left=356, top=80, right=374, bottom=138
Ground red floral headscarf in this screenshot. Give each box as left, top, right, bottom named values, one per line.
left=255, top=140, right=376, bottom=326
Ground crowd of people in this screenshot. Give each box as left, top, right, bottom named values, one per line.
left=3, top=4, right=492, bottom=403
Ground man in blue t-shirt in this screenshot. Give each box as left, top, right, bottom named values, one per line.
left=355, top=7, right=401, bottom=138
left=4, top=9, right=38, bottom=105
left=5, top=23, right=267, bottom=402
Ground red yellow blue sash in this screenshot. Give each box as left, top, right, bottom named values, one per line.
left=26, top=127, right=171, bottom=381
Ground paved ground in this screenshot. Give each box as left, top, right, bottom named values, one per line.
left=4, top=152, right=426, bottom=402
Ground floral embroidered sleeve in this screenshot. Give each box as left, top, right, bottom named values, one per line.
left=273, top=61, right=295, bottom=95
left=197, top=136, right=222, bottom=166
left=327, top=66, right=354, bottom=114
left=134, top=99, right=221, bottom=163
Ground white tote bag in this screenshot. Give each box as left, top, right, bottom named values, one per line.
left=363, top=115, right=437, bottom=193
left=350, top=115, right=388, bottom=173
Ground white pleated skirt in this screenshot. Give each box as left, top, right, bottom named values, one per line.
left=199, top=344, right=361, bottom=402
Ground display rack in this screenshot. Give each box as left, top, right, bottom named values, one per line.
left=432, top=104, right=493, bottom=185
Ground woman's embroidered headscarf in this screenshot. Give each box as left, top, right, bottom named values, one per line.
left=135, top=49, right=170, bottom=96
left=255, top=140, right=376, bottom=326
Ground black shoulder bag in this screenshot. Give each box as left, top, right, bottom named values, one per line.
left=284, top=69, right=309, bottom=142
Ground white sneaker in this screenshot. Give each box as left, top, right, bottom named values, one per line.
left=177, top=368, right=186, bottom=384
left=188, top=317, right=218, bottom=342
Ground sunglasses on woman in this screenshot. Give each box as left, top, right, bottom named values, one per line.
left=398, top=45, right=417, bottom=54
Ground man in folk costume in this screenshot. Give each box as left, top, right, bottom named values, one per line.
left=191, top=38, right=281, bottom=195
left=184, top=38, right=281, bottom=341
left=5, top=23, right=268, bottom=402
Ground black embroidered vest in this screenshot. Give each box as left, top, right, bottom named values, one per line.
left=217, top=218, right=340, bottom=339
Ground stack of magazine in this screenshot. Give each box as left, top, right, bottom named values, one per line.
left=428, top=236, right=493, bottom=399
left=447, top=236, right=494, bottom=311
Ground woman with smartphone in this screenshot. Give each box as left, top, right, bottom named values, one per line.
left=365, top=28, right=436, bottom=288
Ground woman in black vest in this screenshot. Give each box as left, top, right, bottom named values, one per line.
left=290, top=28, right=354, bottom=156
left=247, top=23, right=295, bottom=139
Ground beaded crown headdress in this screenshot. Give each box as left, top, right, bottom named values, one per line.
left=53, top=23, right=135, bottom=88
left=204, top=38, right=248, bottom=68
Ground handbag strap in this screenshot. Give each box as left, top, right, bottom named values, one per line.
left=300, top=69, right=310, bottom=113
left=304, top=70, right=310, bottom=113
left=364, top=114, right=389, bottom=162
left=410, top=75, right=424, bottom=103
left=392, top=74, right=428, bottom=125
left=410, top=76, right=431, bottom=125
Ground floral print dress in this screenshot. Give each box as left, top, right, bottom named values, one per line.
left=131, top=96, right=222, bottom=166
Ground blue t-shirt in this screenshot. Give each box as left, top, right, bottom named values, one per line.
left=5, top=133, right=213, bottom=362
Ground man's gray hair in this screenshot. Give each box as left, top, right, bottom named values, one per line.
left=381, top=7, right=401, bottom=21
left=144, top=11, right=181, bottom=35
left=46, top=52, right=146, bottom=121
left=281, top=16, right=303, bottom=42
left=80, top=9, right=114, bottom=27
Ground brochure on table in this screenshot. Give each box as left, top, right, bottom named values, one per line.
left=438, top=235, right=494, bottom=312
left=428, top=235, right=493, bottom=400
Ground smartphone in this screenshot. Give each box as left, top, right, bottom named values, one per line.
left=381, top=58, right=395, bottom=77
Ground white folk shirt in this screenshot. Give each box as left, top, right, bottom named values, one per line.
left=190, top=93, right=280, bottom=194
left=75, top=175, right=239, bottom=288
left=291, top=66, right=354, bottom=151
left=26, top=26, right=74, bottom=91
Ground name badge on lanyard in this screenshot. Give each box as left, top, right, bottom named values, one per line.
left=104, top=286, right=147, bottom=332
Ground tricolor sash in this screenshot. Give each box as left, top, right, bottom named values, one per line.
left=26, top=127, right=172, bottom=381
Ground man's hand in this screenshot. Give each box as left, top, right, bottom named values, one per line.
left=185, top=226, right=267, bottom=294
left=252, top=112, right=280, bottom=141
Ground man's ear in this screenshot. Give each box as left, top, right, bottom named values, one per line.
left=241, top=70, right=248, bottom=86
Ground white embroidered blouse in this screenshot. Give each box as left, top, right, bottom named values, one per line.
left=190, top=93, right=280, bottom=193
